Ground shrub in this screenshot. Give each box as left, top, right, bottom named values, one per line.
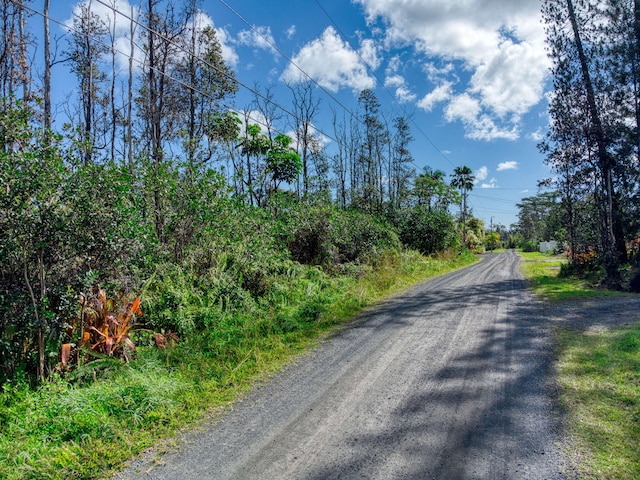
left=396, top=207, right=458, bottom=255
left=280, top=202, right=401, bottom=267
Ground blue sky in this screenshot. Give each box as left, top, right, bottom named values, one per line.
left=42, top=0, right=553, bottom=229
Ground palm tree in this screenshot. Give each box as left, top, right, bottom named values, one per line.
left=450, top=165, right=475, bottom=245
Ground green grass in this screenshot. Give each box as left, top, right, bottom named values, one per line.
left=517, top=251, right=625, bottom=301
left=0, top=249, right=477, bottom=480
left=556, top=324, right=640, bottom=479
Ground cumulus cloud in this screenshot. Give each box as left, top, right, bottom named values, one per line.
left=475, top=166, right=489, bottom=182
left=385, top=75, right=417, bottom=103
left=481, top=178, right=498, bottom=188
left=497, top=161, right=518, bottom=171
left=445, top=94, right=520, bottom=140
left=418, top=82, right=452, bottom=111
left=356, top=0, right=550, bottom=139
left=237, top=25, right=278, bottom=55
left=281, top=26, right=377, bottom=92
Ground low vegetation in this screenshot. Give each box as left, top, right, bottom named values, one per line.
left=518, top=251, right=627, bottom=301
left=519, top=250, right=640, bottom=479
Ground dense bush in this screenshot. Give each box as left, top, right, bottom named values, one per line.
left=278, top=200, right=401, bottom=267
left=396, top=207, right=458, bottom=255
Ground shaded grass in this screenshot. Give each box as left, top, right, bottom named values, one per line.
left=0, top=249, right=477, bottom=480
left=556, top=323, right=640, bottom=479
left=517, top=251, right=625, bottom=301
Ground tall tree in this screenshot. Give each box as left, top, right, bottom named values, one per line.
left=450, top=165, right=474, bottom=245
left=541, top=0, right=640, bottom=287
left=288, top=80, right=321, bottom=198
left=390, top=115, right=415, bottom=211
left=174, top=2, right=237, bottom=173
left=66, top=1, right=109, bottom=164
left=357, top=89, right=387, bottom=212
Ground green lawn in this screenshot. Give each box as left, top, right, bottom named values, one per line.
left=556, top=324, right=640, bottom=479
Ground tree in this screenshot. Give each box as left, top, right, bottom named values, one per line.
left=357, top=89, right=388, bottom=212
left=414, top=166, right=457, bottom=211
left=288, top=80, right=321, bottom=198
left=389, top=115, right=415, bottom=211
left=66, top=1, right=109, bottom=164
left=266, top=133, right=302, bottom=193
left=542, top=0, right=638, bottom=288
left=174, top=3, right=238, bottom=172
left=0, top=0, right=31, bottom=107
left=450, top=165, right=474, bottom=245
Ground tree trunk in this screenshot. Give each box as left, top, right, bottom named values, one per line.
left=43, top=0, right=51, bottom=136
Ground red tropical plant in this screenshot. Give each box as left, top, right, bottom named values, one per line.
left=61, top=288, right=143, bottom=367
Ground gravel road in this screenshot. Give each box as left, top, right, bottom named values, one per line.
left=115, top=250, right=568, bottom=479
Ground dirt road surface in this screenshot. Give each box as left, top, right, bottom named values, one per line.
left=115, top=250, right=568, bottom=479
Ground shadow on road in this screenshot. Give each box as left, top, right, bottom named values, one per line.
left=302, top=257, right=565, bottom=479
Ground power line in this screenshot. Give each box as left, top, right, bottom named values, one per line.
left=314, top=0, right=456, bottom=169
left=217, top=0, right=361, bottom=126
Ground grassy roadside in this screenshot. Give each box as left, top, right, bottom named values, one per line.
left=0, top=249, right=476, bottom=480
left=518, top=251, right=626, bottom=301
left=518, top=250, right=640, bottom=479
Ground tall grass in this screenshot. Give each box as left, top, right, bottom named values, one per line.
left=0, top=249, right=476, bottom=480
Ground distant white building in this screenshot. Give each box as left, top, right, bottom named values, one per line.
left=539, top=241, right=558, bottom=253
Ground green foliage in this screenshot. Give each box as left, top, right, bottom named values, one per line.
left=485, top=231, right=500, bottom=251
left=396, top=207, right=458, bottom=255
left=0, top=243, right=477, bottom=480
left=278, top=200, right=401, bottom=267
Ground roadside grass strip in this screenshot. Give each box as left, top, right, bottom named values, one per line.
left=518, top=251, right=624, bottom=301
left=556, top=323, right=640, bottom=480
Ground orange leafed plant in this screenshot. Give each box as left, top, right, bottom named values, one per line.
left=61, top=288, right=143, bottom=367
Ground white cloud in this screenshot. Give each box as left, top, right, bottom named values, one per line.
left=418, top=82, right=452, bottom=111
left=359, top=38, right=382, bottom=70
left=385, top=75, right=417, bottom=103
left=475, top=166, right=489, bottom=183
left=497, top=161, right=518, bottom=171
left=216, top=27, right=239, bottom=67
left=286, top=25, right=297, bottom=39
left=237, top=25, right=278, bottom=55
left=281, top=26, right=377, bottom=92
left=356, top=0, right=550, bottom=139
left=445, top=95, right=520, bottom=140
left=528, top=127, right=545, bottom=142
left=481, top=178, right=498, bottom=188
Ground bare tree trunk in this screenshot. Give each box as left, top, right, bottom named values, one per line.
left=127, top=5, right=134, bottom=167
left=18, top=0, right=29, bottom=102
left=43, top=0, right=51, bottom=135
left=109, top=0, right=117, bottom=162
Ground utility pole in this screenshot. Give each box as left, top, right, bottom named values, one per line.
left=489, top=216, right=494, bottom=252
